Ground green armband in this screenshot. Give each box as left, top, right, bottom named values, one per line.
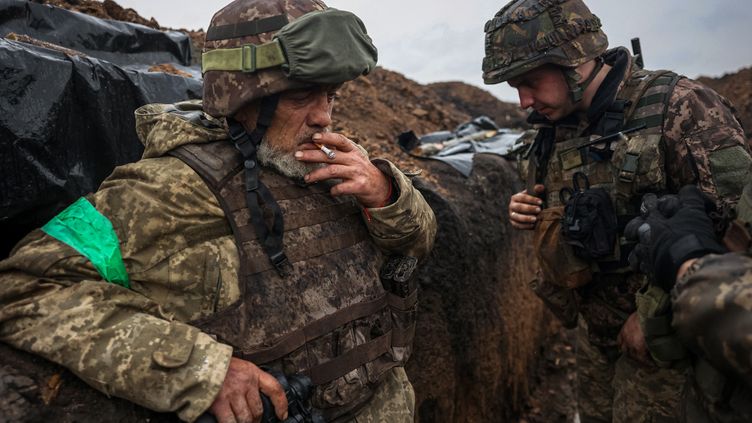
left=42, top=197, right=130, bottom=288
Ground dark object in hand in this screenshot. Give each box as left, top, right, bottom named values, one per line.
left=624, top=185, right=726, bottom=288
left=261, top=370, right=323, bottom=423
left=197, top=370, right=322, bottom=423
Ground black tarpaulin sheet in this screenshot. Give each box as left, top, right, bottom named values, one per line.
left=0, top=0, right=192, bottom=66
left=0, top=37, right=202, bottom=258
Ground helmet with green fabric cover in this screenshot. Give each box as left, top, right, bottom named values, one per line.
left=482, top=0, right=609, bottom=102
left=202, top=0, right=378, bottom=118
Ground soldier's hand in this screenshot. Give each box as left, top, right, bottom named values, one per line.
left=295, top=132, right=392, bottom=208
left=508, top=184, right=544, bottom=230
left=210, top=358, right=288, bottom=423
left=617, top=312, right=652, bottom=365
left=625, top=186, right=725, bottom=288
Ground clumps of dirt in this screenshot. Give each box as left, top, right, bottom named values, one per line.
left=147, top=63, right=193, bottom=78
left=5, top=33, right=87, bottom=58
left=698, top=67, right=752, bottom=140
left=32, top=0, right=160, bottom=28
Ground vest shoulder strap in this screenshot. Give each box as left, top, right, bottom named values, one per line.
left=168, top=141, right=243, bottom=191
left=622, top=69, right=682, bottom=130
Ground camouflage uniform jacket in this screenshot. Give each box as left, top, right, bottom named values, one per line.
left=0, top=101, right=437, bottom=422
left=529, top=47, right=751, bottom=348
left=672, top=253, right=752, bottom=422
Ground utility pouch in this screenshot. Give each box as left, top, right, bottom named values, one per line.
left=534, top=206, right=593, bottom=288
left=529, top=272, right=579, bottom=329
left=560, top=172, right=618, bottom=260
left=635, top=284, right=688, bottom=367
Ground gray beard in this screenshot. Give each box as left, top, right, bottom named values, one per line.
left=256, top=142, right=323, bottom=180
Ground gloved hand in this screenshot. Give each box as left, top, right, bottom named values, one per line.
left=625, top=185, right=726, bottom=289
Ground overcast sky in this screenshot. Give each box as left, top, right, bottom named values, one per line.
left=117, top=0, right=752, bottom=104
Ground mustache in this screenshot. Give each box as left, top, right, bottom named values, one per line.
left=297, top=128, right=331, bottom=145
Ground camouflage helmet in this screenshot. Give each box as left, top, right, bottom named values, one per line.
left=202, top=0, right=377, bottom=118
left=482, top=0, right=608, bottom=85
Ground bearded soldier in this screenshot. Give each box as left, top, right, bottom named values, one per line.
left=0, top=1, right=436, bottom=422
left=482, top=0, right=751, bottom=421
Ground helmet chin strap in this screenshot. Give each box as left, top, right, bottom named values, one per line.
left=227, top=94, right=292, bottom=278
left=563, top=56, right=605, bottom=103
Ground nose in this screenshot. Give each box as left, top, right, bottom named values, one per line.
left=517, top=87, right=535, bottom=110
left=306, top=92, right=333, bottom=129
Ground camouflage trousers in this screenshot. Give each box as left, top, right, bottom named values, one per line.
left=347, top=367, right=415, bottom=423
left=576, top=319, right=686, bottom=423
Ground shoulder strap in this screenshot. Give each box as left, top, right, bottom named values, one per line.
left=623, top=70, right=681, bottom=129
left=169, top=141, right=244, bottom=189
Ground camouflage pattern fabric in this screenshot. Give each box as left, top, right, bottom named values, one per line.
left=346, top=367, right=415, bottom=423
left=577, top=320, right=686, bottom=423
left=202, top=0, right=328, bottom=117
left=673, top=253, right=752, bottom=422
left=482, top=0, right=609, bottom=84
left=0, top=100, right=436, bottom=422
left=663, top=78, right=752, bottom=218
left=522, top=48, right=749, bottom=422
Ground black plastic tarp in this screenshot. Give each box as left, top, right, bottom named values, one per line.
left=0, top=3, right=203, bottom=258
left=0, top=0, right=192, bottom=66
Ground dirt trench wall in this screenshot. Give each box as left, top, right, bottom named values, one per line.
left=407, top=155, right=549, bottom=423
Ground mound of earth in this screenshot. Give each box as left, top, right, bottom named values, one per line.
left=32, top=0, right=160, bottom=28
left=698, top=67, right=752, bottom=141
left=428, top=81, right=529, bottom=129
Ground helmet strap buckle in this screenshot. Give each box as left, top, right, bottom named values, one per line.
left=241, top=44, right=257, bottom=73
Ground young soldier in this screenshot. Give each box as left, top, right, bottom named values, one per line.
left=483, top=0, right=751, bottom=421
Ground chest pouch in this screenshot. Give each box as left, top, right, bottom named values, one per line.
left=560, top=172, right=618, bottom=260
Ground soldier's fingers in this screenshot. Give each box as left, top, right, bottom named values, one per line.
left=312, top=132, right=355, bottom=152
left=623, top=217, right=645, bottom=240
left=509, top=201, right=541, bottom=215
left=229, top=395, right=253, bottom=423
left=640, top=193, right=658, bottom=216
left=258, top=372, right=288, bottom=421
left=637, top=223, right=652, bottom=245
left=510, top=191, right=543, bottom=207
left=510, top=210, right=537, bottom=224
left=305, top=164, right=353, bottom=184
left=244, top=389, right=264, bottom=423
left=211, top=400, right=237, bottom=423
left=657, top=195, right=681, bottom=218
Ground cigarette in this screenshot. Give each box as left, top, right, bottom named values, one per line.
left=315, top=142, right=336, bottom=159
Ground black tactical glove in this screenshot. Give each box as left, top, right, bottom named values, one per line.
left=625, top=185, right=726, bottom=289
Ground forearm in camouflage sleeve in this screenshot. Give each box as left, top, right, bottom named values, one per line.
left=362, top=159, right=437, bottom=261
left=0, top=234, right=232, bottom=422
left=672, top=252, right=752, bottom=387
left=663, top=78, right=752, bottom=214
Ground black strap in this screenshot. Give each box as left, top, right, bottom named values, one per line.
left=228, top=95, right=291, bottom=277
left=206, top=15, right=289, bottom=41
